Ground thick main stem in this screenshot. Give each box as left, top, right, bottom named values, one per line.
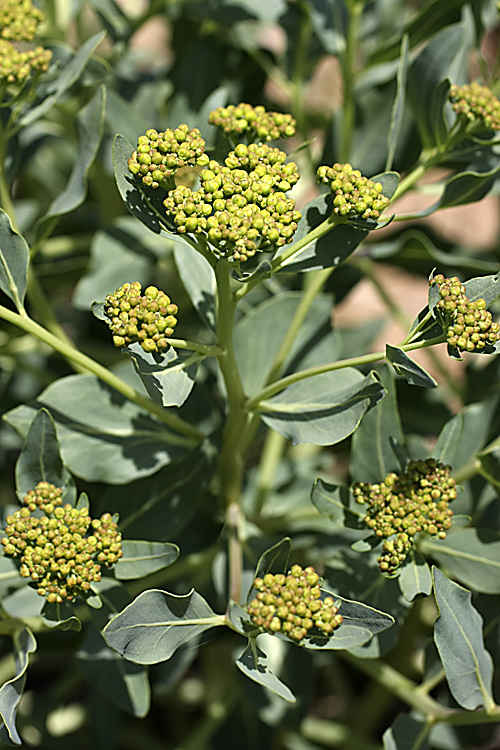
left=215, top=260, right=250, bottom=606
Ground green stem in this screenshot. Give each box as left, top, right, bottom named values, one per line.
left=0, top=304, right=203, bottom=441
left=164, top=338, right=222, bottom=357
left=253, top=428, right=287, bottom=516
left=340, top=0, right=364, bottom=162
left=214, top=260, right=250, bottom=606
left=246, top=334, right=447, bottom=409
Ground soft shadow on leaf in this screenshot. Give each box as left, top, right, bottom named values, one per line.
left=383, top=714, right=430, bottom=750
left=114, top=540, right=179, bottom=580
left=236, top=636, right=296, bottom=703
left=0, top=628, right=37, bottom=746
left=0, top=210, right=29, bottom=312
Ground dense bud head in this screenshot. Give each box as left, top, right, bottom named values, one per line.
left=103, top=282, right=178, bottom=353
left=2, top=484, right=122, bottom=603
left=248, top=564, right=342, bottom=643
left=354, top=458, right=458, bottom=575
left=0, top=37, right=51, bottom=82
left=316, top=162, right=391, bottom=219
left=430, top=274, right=500, bottom=352
left=208, top=103, right=296, bottom=141
left=0, top=0, right=45, bottom=41
left=128, top=125, right=207, bottom=188
left=449, top=82, right=500, bottom=131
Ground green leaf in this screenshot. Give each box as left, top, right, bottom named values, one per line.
left=383, top=714, right=430, bottom=750
left=433, top=567, right=495, bottom=710
left=125, top=344, right=199, bottom=408
left=398, top=550, right=432, bottom=602
left=432, top=399, right=495, bottom=468
left=173, top=243, right=216, bottom=332
left=386, top=35, right=410, bottom=171
left=103, top=589, right=225, bottom=664
left=236, top=637, right=296, bottom=703
left=98, top=441, right=216, bottom=541
left=19, top=32, right=106, bottom=127
left=420, top=528, right=500, bottom=594
left=0, top=209, right=29, bottom=312
left=14, top=408, right=74, bottom=504
left=41, top=600, right=81, bottom=631
left=252, top=538, right=292, bottom=587
left=463, top=272, right=500, bottom=307
left=0, top=628, right=37, bottom=746
left=385, top=345, right=438, bottom=389
left=0, top=558, right=23, bottom=598
left=259, top=369, right=386, bottom=446
left=114, top=540, right=179, bottom=580
left=299, top=592, right=394, bottom=650
left=36, top=85, right=106, bottom=237
left=234, top=293, right=340, bottom=396
left=276, top=195, right=368, bottom=273
left=434, top=164, right=500, bottom=211
left=76, top=625, right=150, bottom=717
left=2, top=586, right=44, bottom=620
left=351, top=364, right=405, bottom=483
left=3, top=374, right=187, bottom=484
left=310, top=480, right=363, bottom=529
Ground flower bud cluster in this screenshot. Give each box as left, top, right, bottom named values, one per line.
left=353, top=459, right=457, bottom=576
left=0, top=0, right=44, bottom=41
left=163, top=142, right=301, bottom=262
left=208, top=103, right=296, bottom=140
left=0, top=38, right=51, bottom=83
left=128, top=125, right=209, bottom=189
left=449, top=82, right=500, bottom=131
left=431, top=274, right=500, bottom=352
left=316, top=163, right=390, bottom=220
left=247, top=564, right=343, bottom=643
left=1, top=481, right=123, bottom=603
left=103, top=282, right=178, bottom=353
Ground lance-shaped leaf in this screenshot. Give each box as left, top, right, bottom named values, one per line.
left=14, top=408, right=75, bottom=504
left=0, top=209, right=29, bottom=312
left=351, top=364, right=405, bottom=483
left=420, top=528, right=500, bottom=594
left=0, top=628, right=37, bottom=746
left=432, top=399, right=495, bottom=469
left=251, top=538, right=292, bottom=587
left=20, top=32, right=105, bottom=127
left=383, top=714, right=430, bottom=750
left=386, top=35, right=410, bottom=171
left=310, top=480, right=363, bottom=530
left=103, top=589, right=226, bottom=664
left=298, top=592, right=394, bottom=651
left=258, top=369, right=386, bottom=446
left=173, top=243, right=216, bottom=332
left=114, top=540, right=179, bottom=580
left=434, top=164, right=500, bottom=211
left=124, top=343, right=199, bottom=408
left=36, top=85, right=106, bottom=237
left=398, top=551, right=432, bottom=602
left=385, top=345, right=437, bottom=389
left=433, top=567, right=495, bottom=711
left=236, top=637, right=296, bottom=703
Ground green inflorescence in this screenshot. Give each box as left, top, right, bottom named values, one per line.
left=163, top=142, right=301, bottom=262
left=449, top=82, right=500, bottom=131
left=1, top=481, right=123, bottom=603
left=103, top=281, right=178, bottom=353
left=208, top=102, right=297, bottom=140
left=353, top=459, right=458, bottom=576
left=316, top=162, right=390, bottom=220
left=247, top=564, right=343, bottom=643
left=0, top=0, right=51, bottom=83
left=431, top=274, right=500, bottom=353
left=127, top=124, right=209, bottom=189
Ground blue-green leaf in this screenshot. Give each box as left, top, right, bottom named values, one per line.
left=433, top=567, right=495, bottom=710
left=259, top=370, right=386, bottom=446
left=103, top=589, right=225, bottom=664
left=236, top=637, right=296, bottom=703
left=432, top=399, right=496, bottom=468
left=383, top=714, right=430, bottom=750
left=114, top=540, right=179, bottom=580
left=310, top=480, right=363, bottom=529
left=386, top=35, right=410, bottom=171
left=173, top=243, right=216, bottom=332
left=252, top=538, right=292, bottom=587
left=0, top=210, right=29, bottom=312
left=386, top=345, right=437, bottom=388
left=125, top=344, right=199, bottom=408
left=0, top=628, right=37, bottom=746
left=398, top=551, right=432, bottom=602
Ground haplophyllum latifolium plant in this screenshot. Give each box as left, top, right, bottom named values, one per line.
left=0, top=18, right=500, bottom=740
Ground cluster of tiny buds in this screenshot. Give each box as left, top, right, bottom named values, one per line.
left=128, top=125, right=209, bottom=189
left=353, top=459, right=457, bottom=576
left=0, top=0, right=44, bottom=41
left=1, top=481, right=123, bottom=603
left=208, top=103, right=296, bottom=141
left=163, top=142, right=301, bottom=262
left=449, top=82, right=500, bottom=132
left=316, top=163, right=390, bottom=220
left=0, top=0, right=52, bottom=83
left=431, top=274, right=500, bottom=352
left=103, top=282, right=178, bottom=353
left=247, top=565, right=343, bottom=643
